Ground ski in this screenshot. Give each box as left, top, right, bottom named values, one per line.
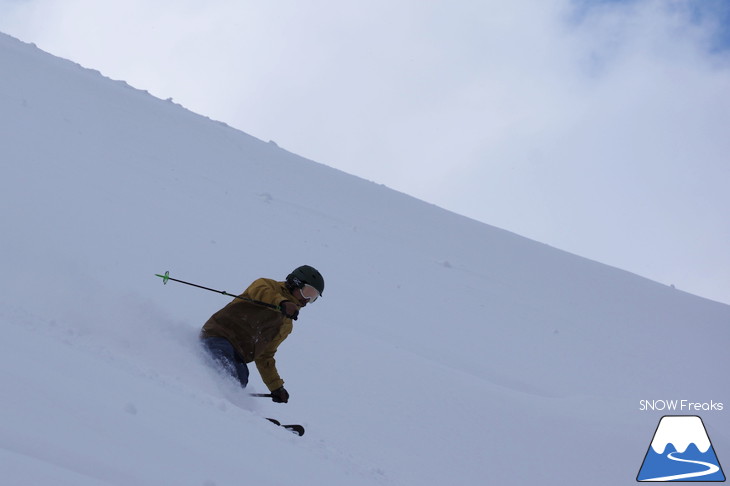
left=266, top=418, right=305, bottom=436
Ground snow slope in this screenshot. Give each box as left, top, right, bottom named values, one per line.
left=1, top=31, right=728, bottom=485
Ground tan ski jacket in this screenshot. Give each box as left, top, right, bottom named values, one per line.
left=201, top=278, right=298, bottom=391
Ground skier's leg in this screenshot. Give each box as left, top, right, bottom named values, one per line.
left=201, top=337, right=250, bottom=388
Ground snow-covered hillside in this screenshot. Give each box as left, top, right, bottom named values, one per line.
left=1, top=31, right=728, bottom=485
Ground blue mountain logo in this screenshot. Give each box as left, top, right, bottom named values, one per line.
left=637, top=415, right=725, bottom=482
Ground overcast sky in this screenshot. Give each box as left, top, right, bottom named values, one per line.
left=2, top=0, right=729, bottom=305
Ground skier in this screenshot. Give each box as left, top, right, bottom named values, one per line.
left=199, top=265, right=324, bottom=403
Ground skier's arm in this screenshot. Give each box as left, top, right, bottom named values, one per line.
left=244, top=278, right=291, bottom=307
left=255, top=324, right=292, bottom=391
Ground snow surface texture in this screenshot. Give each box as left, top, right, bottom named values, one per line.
left=1, top=31, right=728, bottom=485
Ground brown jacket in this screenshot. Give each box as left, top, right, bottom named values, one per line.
left=201, top=278, right=298, bottom=391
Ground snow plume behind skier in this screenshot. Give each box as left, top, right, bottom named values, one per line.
left=199, top=265, right=324, bottom=403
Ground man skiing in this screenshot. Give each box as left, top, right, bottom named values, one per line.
left=200, top=265, right=324, bottom=403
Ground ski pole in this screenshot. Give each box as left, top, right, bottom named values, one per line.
left=250, top=393, right=273, bottom=398
left=155, top=271, right=282, bottom=312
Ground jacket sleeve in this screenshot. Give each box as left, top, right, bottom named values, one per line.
left=246, top=278, right=297, bottom=390
left=244, top=278, right=290, bottom=307
left=254, top=321, right=293, bottom=391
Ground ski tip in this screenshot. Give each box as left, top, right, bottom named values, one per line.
left=265, top=418, right=305, bottom=436
left=155, top=271, right=170, bottom=284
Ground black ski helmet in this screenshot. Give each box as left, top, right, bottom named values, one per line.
left=287, top=265, right=325, bottom=296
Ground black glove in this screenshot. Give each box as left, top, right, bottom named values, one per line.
left=270, top=386, right=289, bottom=403
left=279, top=300, right=299, bottom=320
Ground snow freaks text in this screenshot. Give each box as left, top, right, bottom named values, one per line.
left=639, top=400, right=724, bottom=412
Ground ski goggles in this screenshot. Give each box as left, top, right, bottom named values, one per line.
left=300, top=284, right=320, bottom=303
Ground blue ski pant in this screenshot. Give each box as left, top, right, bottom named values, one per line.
left=201, top=336, right=250, bottom=388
